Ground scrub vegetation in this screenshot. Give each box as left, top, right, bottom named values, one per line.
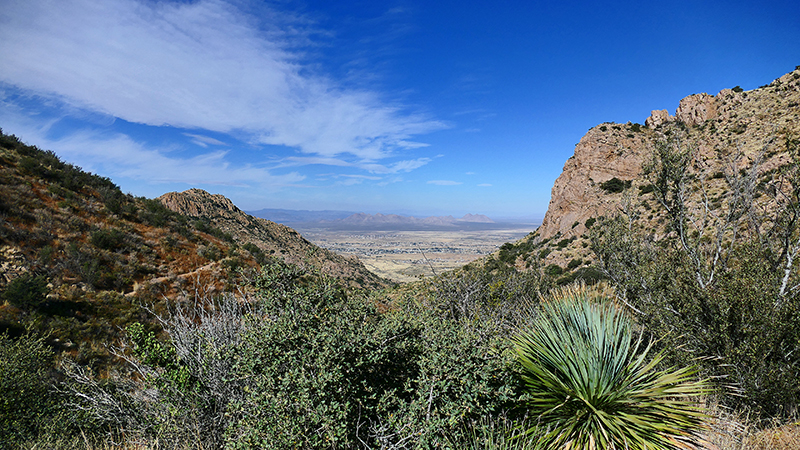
left=2, top=126, right=800, bottom=449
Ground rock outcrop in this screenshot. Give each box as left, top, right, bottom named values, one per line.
left=676, top=93, right=718, bottom=126
left=645, top=109, right=672, bottom=128
left=531, top=66, right=800, bottom=268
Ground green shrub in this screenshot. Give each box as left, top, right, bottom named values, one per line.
left=599, top=177, right=631, bottom=193
left=65, top=260, right=536, bottom=448
left=590, top=213, right=800, bottom=420
left=556, top=237, right=574, bottom=248
left=0, top=333, right=58, bottom=445
left=137, top=198, right=176, bottom=227
left=638, top=183, right=655, bottom=194
left=2, top=273, right=49, bottom=308
left=90, top=227, right=127, bottom=251
left=513, top=283, right=709, bottom=450
left=544, top=264, right=563, bottom=276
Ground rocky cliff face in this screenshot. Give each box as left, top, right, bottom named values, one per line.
left=159, top=189, right=390, bottom=289
left=532, top=66, right=800, bottom=268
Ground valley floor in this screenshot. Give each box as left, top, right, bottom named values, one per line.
left=294, top=225, right=534, bottom=282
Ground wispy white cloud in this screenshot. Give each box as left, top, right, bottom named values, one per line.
left=0, top=0, right=446, bottom=161
left=0, top=117, right=304, bottom=189
left=275, top=155, right=431, bottom=174
left=335, top=174, right=383, bottom=186
left=427, top=180, right=462, bottom=186
left=184, top=133, right=228, bottom=148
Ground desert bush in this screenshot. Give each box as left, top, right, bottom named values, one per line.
left=228, top=263, right=419, bottom=449
left=0, top=333, right=60, bottom=446
left=543, top=264, right=562, bottom=276
left=61, top=259, right=541, bottom=449
left=566, top=258, right=582, bottom=270
left=600, top=177, right=631, bottom=193
left=2, top=272, right=49, bottom=308
left=90, top=227, right=127, bottom=251
left=590, top=215, right=800, bottom=419
left=513, top=283, right=710, bottom=450
left=137, top=198, right=175, bottom=228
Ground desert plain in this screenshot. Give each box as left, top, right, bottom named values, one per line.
left=293, top=224, right=536, bottom=283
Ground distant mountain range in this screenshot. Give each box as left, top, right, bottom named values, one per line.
left=246, top=208, right=357, bottom=224
left=248, top=209, right=497, bottom=227
left=331, top=212, right=494, bottom=226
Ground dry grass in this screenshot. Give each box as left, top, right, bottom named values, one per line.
left=701, top=404, right=800, bottom=450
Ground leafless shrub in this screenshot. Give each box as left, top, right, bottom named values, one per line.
left=61, top=286, right=260, bottom=450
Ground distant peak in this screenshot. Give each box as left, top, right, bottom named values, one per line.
left=459, top=213, right=494, bottom=223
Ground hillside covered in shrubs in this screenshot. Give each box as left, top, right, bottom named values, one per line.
left=3, top=66, right=800, bottom=450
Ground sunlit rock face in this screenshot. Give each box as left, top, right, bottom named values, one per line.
left=533, top=67, right=800, bottom=267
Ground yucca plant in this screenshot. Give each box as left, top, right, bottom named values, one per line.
left=513, top=283, right=710, bottom=450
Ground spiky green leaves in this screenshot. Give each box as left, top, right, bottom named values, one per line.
left=513, top=283, right=710, bottom=450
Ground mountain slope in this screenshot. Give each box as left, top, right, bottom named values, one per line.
left=158, top=189, right=390, bottom=289
left=0, top=132, right=269, bottom=371
left=0, top=132, right=386, bottom=373
left=482, top=66, right=800, bottom=278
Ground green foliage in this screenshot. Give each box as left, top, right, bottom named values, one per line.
left=137, top=197, right=175, bottom=228
left=62, top=260, right=538, bottom=449
left=584, top=217, right=597, bottom=229
left=556, top=237, right=574, bottom=248
left=497, top=238, right=539, bottom=266
left=600, top=177, right=632, bottom=193
left=566, top=258, right=582, bottom=270
left=513, top=284, right=710, bottom=450
left=192, top=218, right=230, bottom=242
left=590, top=214, right=800, bottom=419
left=9, top=140, right=119, bottom=195
left=635, top=245, right=800, bottom=418
left=90, top=227, right=127, bottom=251
left=638, top=183, right=655, bottom=194
left=241, top=242, right=269, bottom=266
left=227, top=264, right=409, bottom=448
left=0, top=333, right=58, bottom=445
left=2, top=273, right=49, bottom=308
left=544, top=264, right=562, bottom=276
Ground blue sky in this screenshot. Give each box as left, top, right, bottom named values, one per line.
left=1, top=0, right=798, bottom=220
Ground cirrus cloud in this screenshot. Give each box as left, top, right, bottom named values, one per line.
left=0, top=0, right=446, bottom=161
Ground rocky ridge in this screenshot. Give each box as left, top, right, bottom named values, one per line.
left=515, top=66, right=800, bottom=270
left=159, top=189, right=390, bottom=289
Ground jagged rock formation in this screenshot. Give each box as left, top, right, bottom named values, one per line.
left=159, top=189, right=390, bottom=289
left=528, top=66, right=800, bottom=269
